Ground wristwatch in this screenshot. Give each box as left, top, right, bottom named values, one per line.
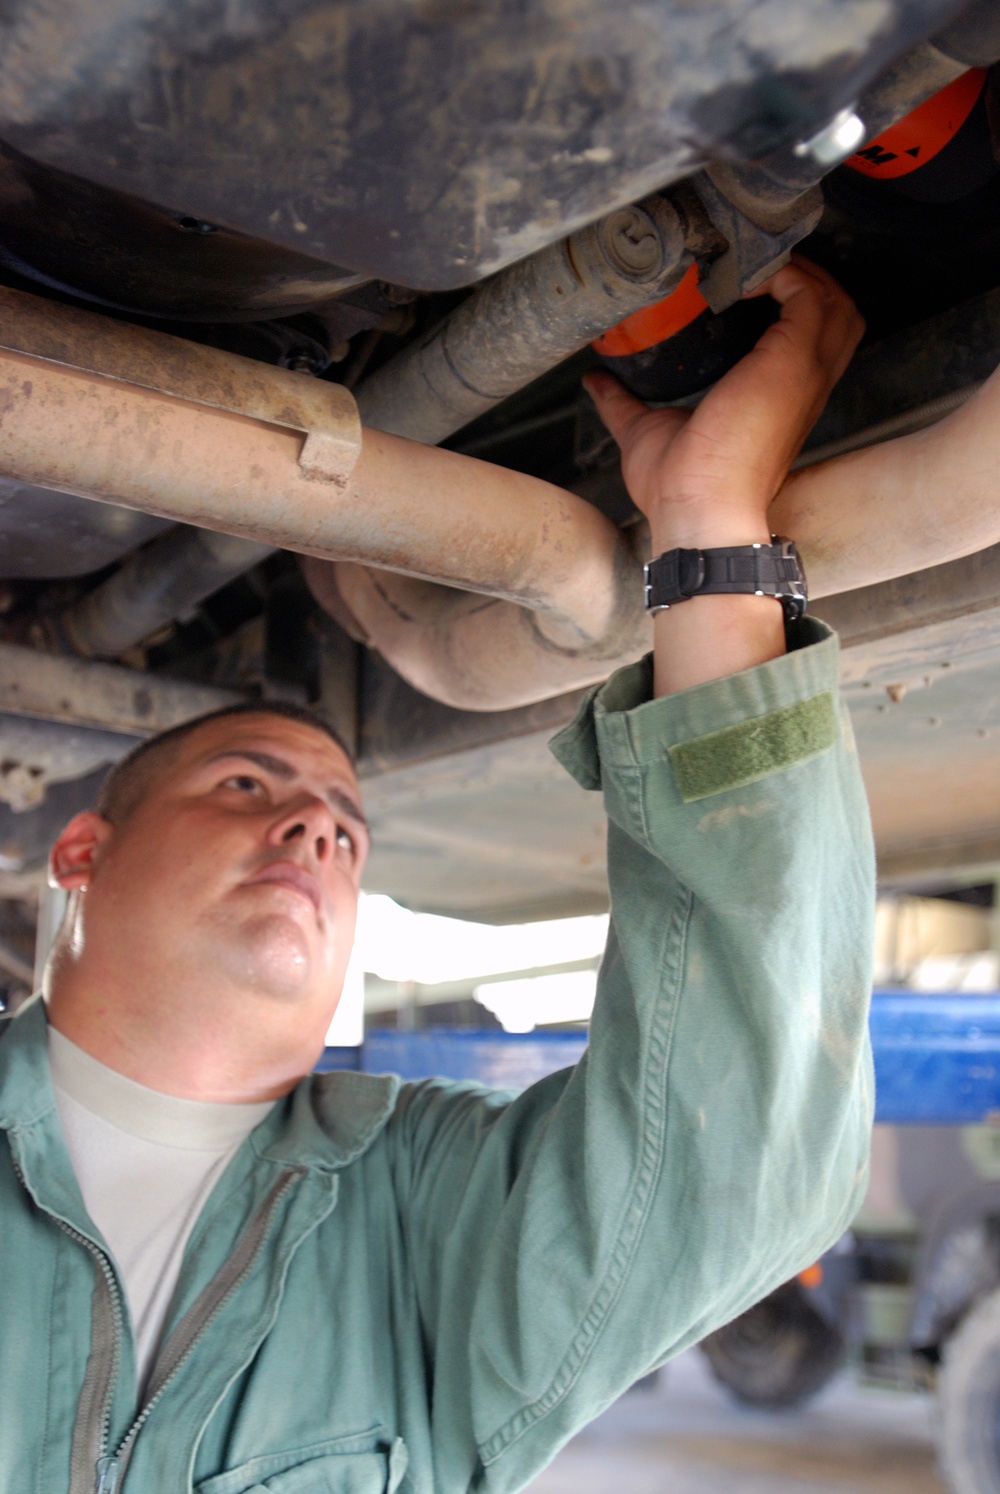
left=643, top=537, right=807, bottom=622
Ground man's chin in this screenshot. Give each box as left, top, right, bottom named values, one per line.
left=224, top=914, right=322, bottom=1002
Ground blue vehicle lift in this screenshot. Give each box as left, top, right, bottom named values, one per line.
left=320, top=989, right=1000, bottom=1125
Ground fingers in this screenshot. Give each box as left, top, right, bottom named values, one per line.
left=727, top=259, right=863, bottom=456
left=750, top=257, right=865, bottom=386
left=582, top=261, right=862, bottom=527
left=582, top=369, right=693, bottom=523
left=748, top=254, right=852, bottom=320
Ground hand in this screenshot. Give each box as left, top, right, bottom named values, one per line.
left=583, top=257, right=865, bottom=554
left=583, top=258, right=864, bottom=696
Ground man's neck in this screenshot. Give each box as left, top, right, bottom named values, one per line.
left=44, top=960, right=323, bottom=1103
left=47, top=1025, right=276, bottom=1133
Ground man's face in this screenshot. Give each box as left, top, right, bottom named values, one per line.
left=58, top=713, right=369, bottom=1029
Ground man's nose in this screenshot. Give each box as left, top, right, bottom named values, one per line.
left=269, top=796, right=332, bottom=862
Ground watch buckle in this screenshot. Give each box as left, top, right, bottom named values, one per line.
left=677, top=549, right=706, bottom=599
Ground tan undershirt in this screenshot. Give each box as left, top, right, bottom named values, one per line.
left=48, top=1025, right=273, bottom=1390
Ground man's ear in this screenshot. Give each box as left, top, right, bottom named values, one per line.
left=49, top=812, right=114, bottom=892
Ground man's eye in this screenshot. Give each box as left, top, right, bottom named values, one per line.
left=222, top=774, right=262, bottom=794
left=336, top=826, right=355, bottom=855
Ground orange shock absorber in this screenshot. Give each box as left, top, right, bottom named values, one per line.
left=845, top=67, right=996, bottom=202
left=590, top=261, right=778, bottom=403
left=591, top=69, right=997, bottom=403
left=591, top=263, right=708, bottom=359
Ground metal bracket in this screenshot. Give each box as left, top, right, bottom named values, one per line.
left=685, top=168, right=824, bottom=314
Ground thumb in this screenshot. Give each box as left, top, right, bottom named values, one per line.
left=583, top=370, right=654, bottom=448
left=583, top=370, right=687, bottom=454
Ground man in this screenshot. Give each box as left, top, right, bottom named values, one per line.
left=0, top=259, right=874, bottom=1493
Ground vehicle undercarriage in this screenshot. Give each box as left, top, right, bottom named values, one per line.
left=3, top=0, right=1000, bottom=994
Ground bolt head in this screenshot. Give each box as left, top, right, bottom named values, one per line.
left=794, top=107, right=866, bottom=167
left=601, top=207, right=662, bottom=278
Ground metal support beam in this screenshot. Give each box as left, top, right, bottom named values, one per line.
left=0, top=641, right=244, bottom=736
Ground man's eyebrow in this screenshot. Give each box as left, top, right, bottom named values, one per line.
left=205, top=749, right=369, bottom=829
left=208, top=748, right=296, bottom=780
left=327, top=786, right=369, bottom=831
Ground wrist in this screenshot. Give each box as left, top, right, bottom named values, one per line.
left=650, top=593, right=786, bottom=698
left=649, top=520, right=773, bottom=554
left=646, top=499, right=772, bottom=555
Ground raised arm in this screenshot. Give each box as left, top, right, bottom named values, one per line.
left=382, top=262, right=875, bottom=1494
left=590, top=253, right=1000, bottom=606
left=585, top=256, right=865, bottom=691
left=771, top=338, right=1000, bottom=598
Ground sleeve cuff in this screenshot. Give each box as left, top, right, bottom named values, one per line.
left=549, top=616, right=839, bottom=793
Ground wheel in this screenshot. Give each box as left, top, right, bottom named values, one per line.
left=940, top=1286, right=1000, bottom=1493
left=699, top=1284, right=845, bottom=1409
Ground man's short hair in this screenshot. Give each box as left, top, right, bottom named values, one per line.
left=95, top=701, right=354, bottom=826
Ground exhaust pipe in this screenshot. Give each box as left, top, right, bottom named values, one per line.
left=29, top=194, right=689, bottom=676
left=1, top=282, right=996, bottom=713
left=59, top=526, right=274, bottom=659
left=0, top=286, right=649, bottom=710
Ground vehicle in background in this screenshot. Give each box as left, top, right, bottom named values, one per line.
left=702, top=1115, right=1000, bottom=1493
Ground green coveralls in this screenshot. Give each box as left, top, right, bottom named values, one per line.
left=0, top=619, right=875, bottom=1494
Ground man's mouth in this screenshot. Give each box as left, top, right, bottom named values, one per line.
left=244, top=862, right=322, bottom=915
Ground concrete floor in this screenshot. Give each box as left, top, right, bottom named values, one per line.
left=527, top=1348, right=946, bottom=1494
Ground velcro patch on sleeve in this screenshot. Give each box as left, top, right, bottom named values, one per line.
left=668, top=691, right=838, bottom=803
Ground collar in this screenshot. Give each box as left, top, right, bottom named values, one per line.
left=0, top=997, right=399, bottom=1172
left=48, top=1024, right=275, bottom=1150
left=252, top=1066, right=399, bottom=1172
left=0, top=996, right=57, bottom=1130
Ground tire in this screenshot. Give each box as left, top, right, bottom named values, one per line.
left=700, top=1284, right=845, bottom=1409
left=939, top=1287, right=1000, bottom=1494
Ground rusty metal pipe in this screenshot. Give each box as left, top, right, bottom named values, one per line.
left=341, top=195, right=687, bottom=702
left=60, top=526, right=274, bottom=658
left=355, top=195, right=688, bottom=444
left=305, top=430, right=652, bottom=709
left=0, top=292, right=649, bottom=709
left=8, top=281, right=996, bottom=715
left=307, top=547, right=649, bottom=712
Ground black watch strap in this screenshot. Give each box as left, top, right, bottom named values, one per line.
left=644, top=539, right=807, bottom=622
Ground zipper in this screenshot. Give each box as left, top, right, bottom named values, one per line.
left=94, top=1456, right=120, bottom=1494
left=9, top=1151, right=125, bottom=1494
left=11, top=1139, right=300, bottom=1494
left=57, top=1216, right=125, bottom=1493
left=106, top=1168, right=300, bottom=1489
